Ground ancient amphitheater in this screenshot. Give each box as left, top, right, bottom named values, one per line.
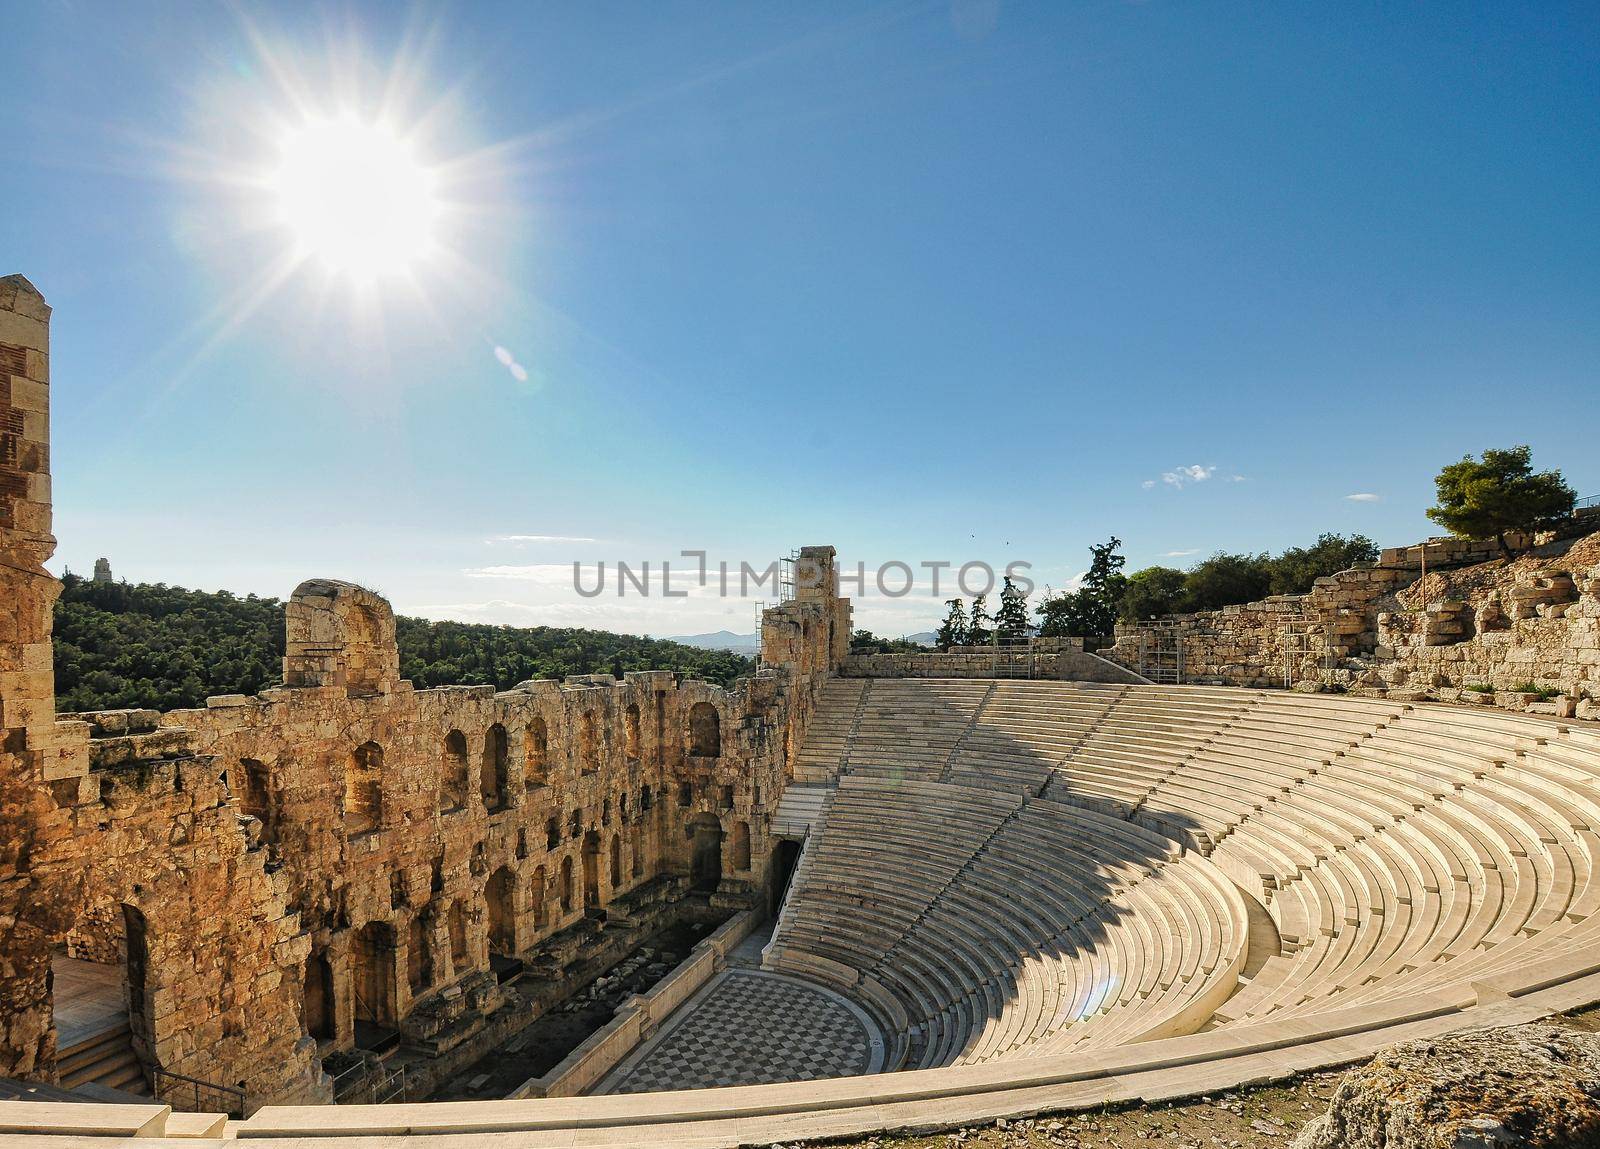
left=5, top=274, right=1600, bottom=1145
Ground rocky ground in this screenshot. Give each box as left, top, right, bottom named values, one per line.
left=787, top=1008, right=1600, bottom=1149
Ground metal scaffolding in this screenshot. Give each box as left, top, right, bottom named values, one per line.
left=1136, top=625, right=1184, bottom=684
left=1281, top=622, right=1334, bottom=689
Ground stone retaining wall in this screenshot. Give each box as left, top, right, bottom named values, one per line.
left=1106, top=528, right=1600, bottom=712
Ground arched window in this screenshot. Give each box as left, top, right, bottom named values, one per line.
left=482, top=724, right=509, bottom=811
left=346, top=742, right=383, bottom=834
left=486, top=867, right=516, bottom=956
left=678, top=781, right=693, bottom=808
left=354, top=922, right=396, bottom=1025
left=559, top=856, right=574, bottom=913
left=441, top=731, right=469, bottom=811
left=610, top=834, right=623, bottom=888
left=640, top=785, right=652, bottom=812
left=531, top=866, right=547, bottom=929
left=303, top=949, right=334, bottom=1041
left=631, top=827, right=644, bottom=878
left=407, top=915, right=432, bottom=994
left=525, top=717, right=548, bottom=787
left=732, top=821, right=752, bottom=871
left=448, top=901, right=468, bottom=972
left=545, top=816, right=560, bottom=850
left=688, top=702, right=720, bottom=758
left=625, top=704, right=641, bottom=760
left=579, top=711, right=600, bottom=775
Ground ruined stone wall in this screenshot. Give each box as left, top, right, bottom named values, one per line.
left=0, top=276, right=78, bottom=1080
left=0, top=276, right=850, bottom=1108
left=1106, top=529, right=1600, bottom=712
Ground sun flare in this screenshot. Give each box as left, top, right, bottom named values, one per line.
left=272, top=116, right=441, bottom=279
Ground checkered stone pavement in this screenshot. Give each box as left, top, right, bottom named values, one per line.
left=604, top=969, right=879, bottom=1093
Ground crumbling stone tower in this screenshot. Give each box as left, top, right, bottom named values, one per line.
left=0, top=275, right=77, bottom=1077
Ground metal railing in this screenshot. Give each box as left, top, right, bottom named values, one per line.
left=1577, top=494, right=1599, bottom=512
left=152, top=1065, right=246, bottom=1118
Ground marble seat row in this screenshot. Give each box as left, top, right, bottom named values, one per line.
left=780, top=680, right=1600, bottom=1066
left=765, top=774, right=1247, bottom=1068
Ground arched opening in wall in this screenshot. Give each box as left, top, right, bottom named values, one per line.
left=441, top=731, right=469, bottom=811
left=54, top=903, right=152, bottom=1081
left=770, top=839, right=802, bottom=915
left=486, top=867, right=516, bottom=956
left=689, top=815, right=724, bottom=892
left=581, top=831, right=601, bottom=910
left=448, top=902, right=468, bottom=974
left=482, top=724, right=509, bottom=811
left=579, top=710, right=600, bottom=775
left=234, top=758, right=275, bottom=848
left=352, top=922, right=397, bottom=1033
left=625, top=704, right=641, bottom=761
left=559, top=857, right=574, bottom=914
left=407, top=916, right=433, bottom=996
left=631, top=826, right=644, bottom=878
left=303, top=949, right=335, bottom=1041
left=609, top=834, right=623, bottom=889
left=688, top=702, right=720, bottom=759
left=545, top=816, right=560, bottom=850
left=530, top=866, right=547, bottom=929
left=654, top=691, right=666, bottom=765
left=122, top=905, right=152, bottom=1062
left=525, top=718, right=548, bottom=788
left=731, top=820, right=751, bottom=871
left=346, top=742, right=383, bottom=835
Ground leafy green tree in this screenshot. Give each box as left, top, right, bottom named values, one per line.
left=995, top=576, right=1030, bottom=640
left=850, top=629, right=927, bottom=654
left=934, top=598, right=968, bottom=651
left=1267, top=533, right=1379, bottom=595
left=1035, top=537, right=1127, bottom=638
left=1119, top=566, right=1189, bottom=621
left=967, top=594, right=992, bottom=647
left=1427, top=445, right=1576, bottom=554
left=1182, top=552, right=1273, bottom=612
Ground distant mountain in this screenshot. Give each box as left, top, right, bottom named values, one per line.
left=904, top=631, right=937, bottom=646
left=666, top=629, right=761, bottom=653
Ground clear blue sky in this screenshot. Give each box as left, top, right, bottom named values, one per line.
left=7, top=1, right=1598, bottom=637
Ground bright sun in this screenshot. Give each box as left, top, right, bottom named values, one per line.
left=273, top=117, right=440, bottom=278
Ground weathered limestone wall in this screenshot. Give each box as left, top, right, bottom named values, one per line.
left=0, top=276, right=78, bottom=1080
left=0, top=276, right=851, bottom=1109
left=1106, top=529, right=1600, bottom=712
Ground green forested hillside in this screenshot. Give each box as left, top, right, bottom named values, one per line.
left=52, top=574, right=755, bottom=713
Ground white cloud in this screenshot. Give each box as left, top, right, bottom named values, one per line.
left=1147, top=464, right=1216, bottom=489
left=487, top=534, right=599, bottom=546
left=1159, top=549, right=1199, bottom=558
left=1344, top=493, right=1382, bottom=503
left=462, top=563, right=575, bottom=585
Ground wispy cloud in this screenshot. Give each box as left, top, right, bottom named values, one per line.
left=1159, top=549, right=1200, bottom=558
left=462, top=564, right=574, bottom=585
left=1146, top=464, right=1218, bottom=490
left=487, top=534, right=599, bottom=545
left=1344, top=493, right=1382, bottom=503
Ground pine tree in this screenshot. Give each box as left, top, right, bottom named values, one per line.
left=995, top=576, right=1030, bottom=640
left=934, top=598, right=968, bottom=651
left=967, top=594, right=992, bottom=647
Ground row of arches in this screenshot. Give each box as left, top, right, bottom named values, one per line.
left=309, top=825, right=654, bottom=1037
left=339, top=702, right=725, bottom=833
